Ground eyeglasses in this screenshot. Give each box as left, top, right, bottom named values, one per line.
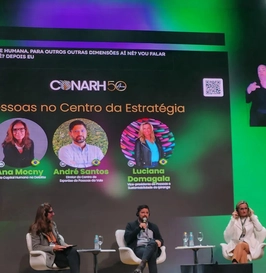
left=47, top=210, right=54, bottom=214
left=13, top=128, right=25, bottom=132
left=239, top=207, right=248, bottom=210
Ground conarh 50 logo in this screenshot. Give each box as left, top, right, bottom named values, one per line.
left=50, top=80, right=127, bottom=91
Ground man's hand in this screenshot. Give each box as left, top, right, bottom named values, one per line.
left=139, top=222, right=147, bottom=230
left=155, top=240, right=161, bottom=247
left=247, top=82, right=260, bottom=94
left=53, top=245, right=66, bottom=251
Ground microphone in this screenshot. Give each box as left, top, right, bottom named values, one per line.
left=141, top=217, right=147, bottom=231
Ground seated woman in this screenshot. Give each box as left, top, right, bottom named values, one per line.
left=28, top=203, right=80, bottom=273
left=223, top=200, right=264, bottom=263
left=2, top=119, right=34, bottom=167
left=134, top=122, right=164, bottom=168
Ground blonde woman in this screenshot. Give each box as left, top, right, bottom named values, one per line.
left=134, top=122, right=164, bottom=168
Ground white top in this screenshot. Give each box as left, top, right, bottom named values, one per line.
left=223, top=215, right=263, bottom=258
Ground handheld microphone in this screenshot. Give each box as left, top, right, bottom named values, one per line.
left=141, top=217, right=147, bottom=231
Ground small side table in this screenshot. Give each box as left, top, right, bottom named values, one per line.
left=175, top=245, right=215, bottom=264
left=78, top=248, right=116, bottom=273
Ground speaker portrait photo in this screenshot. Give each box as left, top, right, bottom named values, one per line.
left=0, top=118, right=48, bottom=168
left=246, top=64, right=266, bottom=126
left=120, top=118, right=175, bottom=168
left=53, top=119, right=108, bottom=168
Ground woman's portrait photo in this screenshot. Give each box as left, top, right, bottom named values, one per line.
left=0, top=118, right=48, bottom=168
left=135, top=122, right=165, bottom=168
left=120, top=118, right=175, bottom=168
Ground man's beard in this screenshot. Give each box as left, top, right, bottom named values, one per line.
left=139, top=216, right=148, bottom=223
left=74, top=136, right=85, bottom=143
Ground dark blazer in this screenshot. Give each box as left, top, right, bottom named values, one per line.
left=124, top=219, right=164, bottom=255
left=3, top=141, right=34, bottom=167
left=246, top=81, right=266, bottom=126
left=135, top=137, right=164, bottom=167
left=31, top=221, right=67, bottom=268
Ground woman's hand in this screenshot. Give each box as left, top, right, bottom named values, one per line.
left=53, top=245, right=66, bottom=251
left=232, top=210, right=238, bottom=219
left=249, top=208, right=254, bottom=216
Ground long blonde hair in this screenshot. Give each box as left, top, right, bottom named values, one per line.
left=138, top=122, right=155, bottom=144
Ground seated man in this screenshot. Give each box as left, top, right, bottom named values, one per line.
left=223, top=200, right=264, bottom=263
left=124, top=204, right=164, bottom=273
left=28, top=203, right=80, bottom=273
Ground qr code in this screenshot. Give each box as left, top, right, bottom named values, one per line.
left=202, top=78, right=224, bottom=97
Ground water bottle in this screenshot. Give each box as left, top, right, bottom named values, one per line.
left=94, top=235, right=99, bottom=249
left=183, top=232, right=188, bottom=247
left=189, top=232, right=194, bottom=246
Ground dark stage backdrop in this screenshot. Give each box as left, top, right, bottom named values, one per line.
left=0, top=46, right=233, bottom=272
left=0, top=48, right=233, bottom=214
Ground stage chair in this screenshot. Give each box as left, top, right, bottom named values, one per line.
left=220, top=227, right=266, bottom=261
left=115, top=229, right=166, bottom=266
left=26, top=233, right=70, bottom=270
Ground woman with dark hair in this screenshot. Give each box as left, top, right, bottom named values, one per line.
left=2, top=119, right=34, bottom=167
left=134, top=122, right=164, bottom=168
left=28, top=203, right=80, bottom=272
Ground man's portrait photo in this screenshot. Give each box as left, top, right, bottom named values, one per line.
left=53, top=118, right=108, bottom=168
